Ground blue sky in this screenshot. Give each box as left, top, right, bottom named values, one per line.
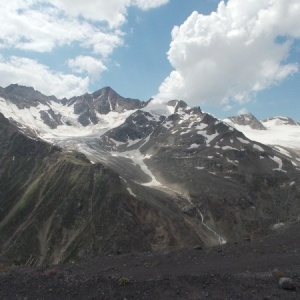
left=0, top=0, right=300, bottom=121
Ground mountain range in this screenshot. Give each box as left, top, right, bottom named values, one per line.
left=0, top=84, right=300, bottom=265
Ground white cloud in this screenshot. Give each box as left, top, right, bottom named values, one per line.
left=51, top=0, right=129, bottom=28
left=0, top=0, right=169, bottom=98
left=68, top=56, right=107, bottom=79
left=0, top=56, right=89, bottom=98
left=237, top=108, right=248, bottom=115
left=0, top=1, right=124, bottom=55
left=133, top=0, right=169, bottom=10
left=52, top=0, right=169, bottom=28
left=157, top=0, right=300, bottom=106
left=0, top=1, right=169, bottom=53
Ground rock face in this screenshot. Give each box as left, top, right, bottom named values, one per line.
left=68, top=87, right=145, bottom=126
left=0, top=84, right=145, bottom=129
left=0, top=113, right=207, bottom=265
left=0, top=113, right=144, bottom=264
left=0, top=84, right=58, bottom=108
left=0, top=85, right=300, bottom=266
left=227, top=113, right=266, bottom=130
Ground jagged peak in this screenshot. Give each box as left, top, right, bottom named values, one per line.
left=92, top=86, right=119, bottom=98
left=3, top=84, right=58, bottom=102
left=5, top=83, right=35, bottom=93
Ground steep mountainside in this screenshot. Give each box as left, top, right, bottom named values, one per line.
left=0, top=84, right=144, bottom=136
left=94, top=103, right=300, bottom=243
left=0, top=112, right=210, bottom=265
left=1, top=85, right=300, bottom=266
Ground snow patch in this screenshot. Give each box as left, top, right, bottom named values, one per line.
left=195, top=166, right=205, bottom=170
left=195, top=123, right=207, bottom=131
left=270, top=156, right=286, bottom=173
left=110, top=138, right=125, bottom=147
left=127, top=138, right=142, bottom=147
left=253, top=144, right=264, bottom=152
left=127, top=187, right=136, bottom=197
left=226, top=158, right=238, bottom=165
left=188, top=143, right=200, bottom=149
left=197, top=128, right=219, bottom=145
left=108, top=96, right=113, bottom=111
left=272, top=223, right=285, bottom=230
left=180, top=129, right=191, bottom=135
left=163, top=120, right=174, bottom=129
left=222, top=146, right=240, bottom=151
left=237, top=137, right=250, bottom=144
left=274, top=146, right=292, bottom=157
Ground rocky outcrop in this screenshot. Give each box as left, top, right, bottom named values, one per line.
left=227, top=113, right=266, bottom=130
left=67, top=86, right=146, bottom=126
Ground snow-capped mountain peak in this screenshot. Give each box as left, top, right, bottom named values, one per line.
left=263, top=116, right=299, bottom=127
left=0, top=85, right=147, bottom=140
left=225, top=113, right=266, bottom=130
left=224, top=113, right=300, bottom=154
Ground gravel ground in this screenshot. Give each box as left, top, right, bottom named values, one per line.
left=1, top=222, right=300, bottom=299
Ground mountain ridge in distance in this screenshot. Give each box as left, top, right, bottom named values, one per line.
left=0, top=84, right=300, bottom=265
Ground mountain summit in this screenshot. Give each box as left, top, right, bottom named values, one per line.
left=0, top=85, right=300, bottom=265
left=225, top=113, right=300, bottom=152
left=226, top=113, right=266, bottom=130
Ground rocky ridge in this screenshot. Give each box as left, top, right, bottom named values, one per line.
left=0, top=85, right=300, bottom=266
left=227, top=113, right=266, bottom=130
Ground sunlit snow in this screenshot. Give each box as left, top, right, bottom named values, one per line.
left=0, top=96, right=136, bottom=141
left=224, top=117, right=300, bottom=150
left=270, top=156, right=286, bottom=173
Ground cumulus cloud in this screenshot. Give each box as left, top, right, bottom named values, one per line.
left=0, top=56, right=89, bottom=98
left=51, top=0, right=129, bottom=28
left=133, top=0, right=169, bottom=11
left=0, top=1, right=124, bottom=55
left=157, top=0, right=300, bottom=106
left=0, top=1, right=169, bottom=53
left=0, top=0, right=169, bottom=97
left=52, top=0, right=169, bottom=27
left=68, top=56, right=107, bottom=79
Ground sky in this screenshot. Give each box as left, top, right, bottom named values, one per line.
left=0, top=0, right=300, bottom=121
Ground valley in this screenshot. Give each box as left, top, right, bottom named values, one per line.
left=0, top=84, right=300, bottom=266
